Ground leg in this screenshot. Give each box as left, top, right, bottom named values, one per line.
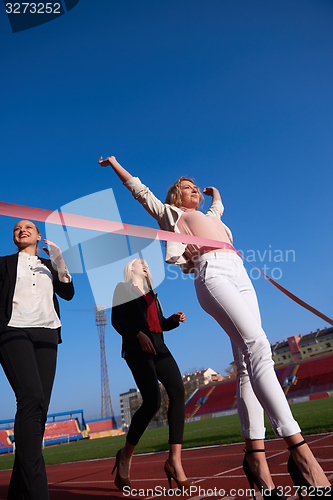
left=284, top=435, right=331, bottom=488
left=125, top=352, right=161, bottom=446
left=119, top=351, right=161, bottom=479
left=195, top=255, right=300, bottom=438
left=154, top=345, right=187, bottom=481
left=0, top=328, right=58, bottom=500
left=195, top=254, right=331, bottom=489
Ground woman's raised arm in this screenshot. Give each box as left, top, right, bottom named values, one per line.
left=203, top=186, right=222, bottom=203
left=99, top=155, right=132, bottom=183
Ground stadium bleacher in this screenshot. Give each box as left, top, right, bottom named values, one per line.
left=0, top=430, right=13, bottom=454
left=195, top=380, right=238, bottom=416
left=185, top=386, right=214, bottom=418
left=86, top=417, right=123, bottom=439
left=185, top=354, right=333, bottom=419
left=43, top=418, right=83, bottom=446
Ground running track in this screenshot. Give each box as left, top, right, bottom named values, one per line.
left=0, top=434, right=331, bottom=499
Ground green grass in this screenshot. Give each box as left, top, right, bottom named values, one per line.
left=0, top=397, right=332, bottom=471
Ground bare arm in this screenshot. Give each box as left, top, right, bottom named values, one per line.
left=99, top=155, right=132, bottom=183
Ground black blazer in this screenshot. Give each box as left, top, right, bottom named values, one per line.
left=111, top=282, right=178, bottom=356
left=0, top=253, right=75, bottom=343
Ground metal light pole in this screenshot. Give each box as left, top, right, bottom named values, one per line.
left=94, top=304, right=114, bottom=419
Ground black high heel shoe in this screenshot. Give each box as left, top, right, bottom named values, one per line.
left=112, top=449, right=131, bottom=491
left=243, top=448, right=287, bottom=500
left=288, top=440, right=332, bottom=499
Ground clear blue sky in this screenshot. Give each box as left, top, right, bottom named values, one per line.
left=0, top=0, right=332, bottom=421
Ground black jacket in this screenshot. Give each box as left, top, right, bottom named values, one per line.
left=0, top=253, right=75, bottom=342
left=111, top=282, right=178, bottom=356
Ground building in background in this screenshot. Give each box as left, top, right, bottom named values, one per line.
left=119, top=388, right=142, bottom=431
left=271, top=327, right=333, bottom=365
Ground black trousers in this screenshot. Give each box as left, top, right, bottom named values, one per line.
left=0, top=327, right=58, bottom=500
left=125, top=332, right=185, bottom=446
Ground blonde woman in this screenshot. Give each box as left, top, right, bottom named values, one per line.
left=101, top=156, right=332, bottom=500
left=111, top=258, right=193, bottom=493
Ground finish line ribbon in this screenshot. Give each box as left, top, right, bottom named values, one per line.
left=1, top=200, right=332, bottom=326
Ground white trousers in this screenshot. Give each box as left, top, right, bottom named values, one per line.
left=194, top=252, right=301, bottom=440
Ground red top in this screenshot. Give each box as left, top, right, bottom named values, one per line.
left=135, top=287, right=163, bottom=333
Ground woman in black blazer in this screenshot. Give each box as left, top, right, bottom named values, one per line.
left=111, top=258, right=193, bottom=493
left=0, top=220, right=74, bottom=500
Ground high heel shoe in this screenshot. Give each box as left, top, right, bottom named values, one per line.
left=243, top=448, right=287, bottom=500
left=112, top=449, right=131, bottom=491
left=287, top=440, right=332, bottom=499
left=164, top=460, right=195, bottom=493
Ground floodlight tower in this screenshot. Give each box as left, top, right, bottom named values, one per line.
left=94, top=304, right=114, bottom=419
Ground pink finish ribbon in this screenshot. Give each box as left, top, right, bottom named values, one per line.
left=1, top=200, right=332, bottom=325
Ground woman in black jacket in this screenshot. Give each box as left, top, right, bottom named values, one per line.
left=111, top=258, right=193, bottom=493
left=0, top=220, right=74, bottom=500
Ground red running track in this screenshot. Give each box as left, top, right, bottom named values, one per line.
left=0, top=434, right=332, bottom=500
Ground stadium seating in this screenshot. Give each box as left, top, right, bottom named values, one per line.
left=43, top=419, right=83, bottom=446
left=185, top=354, right=333, bottom=418
left=185, top=386, right=214, bottom=418
left=0, top=430, right=13, bottom=454
left=85, top=417, right=123, bottom=439
left=287, top=354, right=333, bottom=398
left=195, top=380, right=238, bottom=416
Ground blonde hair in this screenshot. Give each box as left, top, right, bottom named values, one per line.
left=123, top=259, right=154, bottom=292
left=164, top=177, right=204, bottom=209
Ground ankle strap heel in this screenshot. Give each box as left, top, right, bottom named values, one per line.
left=288, top=439, right=306, bottom=452
left=244, top=448, right=265, bottom=454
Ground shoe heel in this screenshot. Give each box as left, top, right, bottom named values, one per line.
left=165, top=469, right=172, bottom=489
left=242, top=457, right=256, bottom=499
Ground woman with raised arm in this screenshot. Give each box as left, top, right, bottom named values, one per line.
left=100, top=156, right=332, bottom=500
left=0, top=220, right=74, bottom=500
left=111, top=258, right=193, bottom=493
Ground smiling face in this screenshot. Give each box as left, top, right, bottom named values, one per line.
left=13, top=220, right=41, bottom=253
left=180, top=180, right=200, bottom=209
left=131, top=259, right=148, bottom=278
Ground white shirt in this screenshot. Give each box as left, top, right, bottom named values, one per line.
left=8, top=252, right=71, bottom=329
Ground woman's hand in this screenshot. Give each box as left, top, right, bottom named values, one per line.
left=99, top=155, right=132, bottom=183
left=137, top=331, right=156, bottom=355
left=99, top=156, right=116, bottom=167
left=41, top=240, right=66, bottom=269
left=203, top=187, right=222, bottom=203
left=172, top=312, right=186, bottom=323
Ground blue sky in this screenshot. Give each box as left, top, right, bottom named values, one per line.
left=0, top=0, right=332, bottom=422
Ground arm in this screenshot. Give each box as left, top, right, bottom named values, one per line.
left=112, top=283, right=157, bottom=354
left=100, top=155, right=166, bottom=222
left=203, top=186, right=224, bottom=218
left=112, top=283, right=147, bottom=337
left=41, top=241, right=74, bottom=301
left=161, top=311, right=186, bottom=331
left=42, top=240, right=71, bottom=280
left=203, top=187, right=233, bottom=243
left=203, top=186, right=222, bottom=204
left=99, top=155, right=132, bottom=183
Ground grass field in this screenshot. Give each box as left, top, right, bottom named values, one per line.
left=0, top=397, right=331, bottom=471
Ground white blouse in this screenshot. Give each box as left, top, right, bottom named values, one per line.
left=8, top=252, right=71, bottom=329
